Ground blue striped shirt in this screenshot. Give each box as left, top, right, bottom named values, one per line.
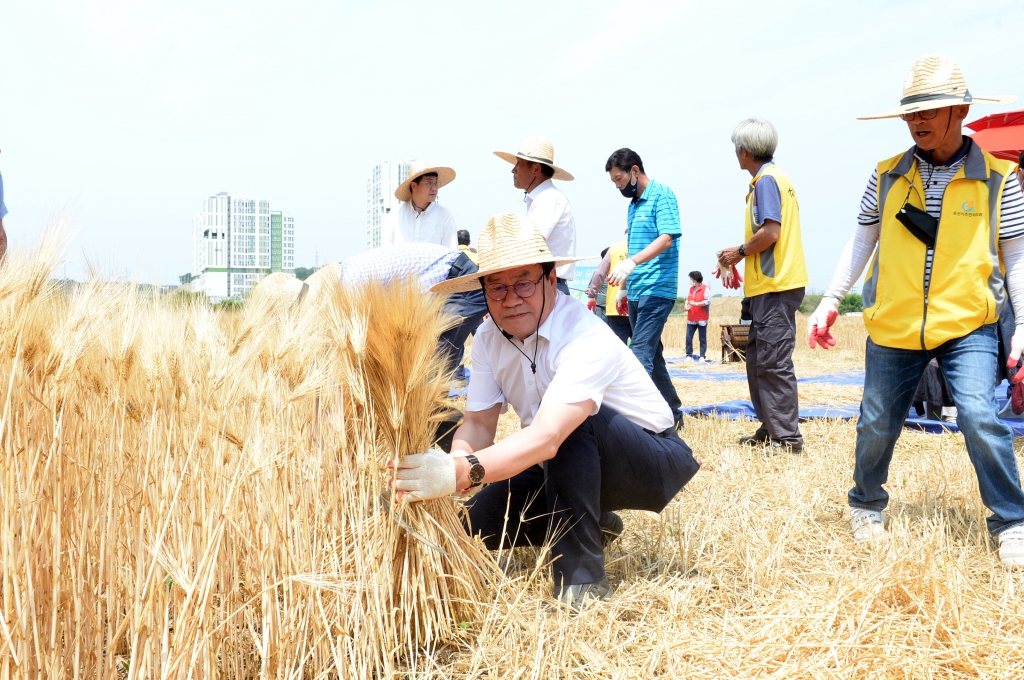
left=626, top=180, right=681, bottom=300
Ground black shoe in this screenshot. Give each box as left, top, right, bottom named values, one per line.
left=738, top=429, right=770, bottom=446
left=674, top=411, right=685, bottom=433
left=600, top=512, right=624, bottom=549
left=760, top=440, right=803, bottom=456
left=551, top=579, right=613, bottom=612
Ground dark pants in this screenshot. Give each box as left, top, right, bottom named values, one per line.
left=685, top=322, right=707, bottom=359
left=605, top=315, right=632, bottom=345
left=628, top=295, right=682, bottom=414
left=437, top=253, right=489, bottom=375
left=556, top=278, right=571, bottom=296
left=745, top=288, right=803, bottom=446
left=851, top=325, right=1024, bottom=536
left=465, top=406, right=699, bottom=587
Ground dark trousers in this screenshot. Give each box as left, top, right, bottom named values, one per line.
left=465, top=406, right=699, bottom=587
left=628, top=295, right=682, bottom=414
left=557, top=278, right=571, bottom=296
left=605, top=315, right=632, bottom=345
left=685, top=322, right=707, bottom=359
left=745, top=288, right=803, bottom=446
left=437, top=253, right=489, bottom=375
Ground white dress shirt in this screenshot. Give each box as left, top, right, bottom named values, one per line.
left=525, top=179, right=577, bottom=281
left=381, top=200, right=458, bottom=248
left=466, top=294, right=674, bottom=432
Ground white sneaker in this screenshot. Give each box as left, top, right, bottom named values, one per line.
left=851, top=508, right=887, bottom=543
left=999, top=527, right=1024, bottom=567
left=681, top=356, right=695, bottom=362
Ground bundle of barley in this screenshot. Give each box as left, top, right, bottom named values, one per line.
left=0, top=231, right=495, bottom=678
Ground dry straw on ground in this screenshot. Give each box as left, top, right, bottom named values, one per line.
left=5, top=236, right=1024, bottom=678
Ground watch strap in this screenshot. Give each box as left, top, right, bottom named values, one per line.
left=465, top=453, right=485, bottom=487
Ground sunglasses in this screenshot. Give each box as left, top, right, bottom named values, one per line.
left=900, top=109, right=941, bottom=122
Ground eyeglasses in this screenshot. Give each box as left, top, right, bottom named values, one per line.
left=415, top=178, right=440, bottom=188
left=900, top=109, right=940, bottom=122
left=483, top=275, right=545, bottom=301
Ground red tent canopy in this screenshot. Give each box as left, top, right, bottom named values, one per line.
left=966, top=109, right=1024, bottom=163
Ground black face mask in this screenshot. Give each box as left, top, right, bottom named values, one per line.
left=619, top=170, right=639, bottom=199
left=896, top=203, right=938, bottom=249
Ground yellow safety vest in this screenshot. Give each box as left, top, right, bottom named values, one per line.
left=862, top=144, right=1014, bottom=350
left=606, top=240, right=628, bottom=317
left=458, top=244, right=479, bottom=264
left=743, top=164, right=808, bottom=296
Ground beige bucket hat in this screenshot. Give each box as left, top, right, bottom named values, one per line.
left=859, top=54, right=1016, bottom=120
left=394, top=160, right=456, bottom=202
left=494, top=135, right=574, bottom=181
left=430, top=213, right=591, bottom=294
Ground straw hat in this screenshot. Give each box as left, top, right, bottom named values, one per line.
left=430, top=213, right=591, bottom=294
left=859, top=54, right=1016, bottom=120
left=493, top=135, right=574, bottom=181
left=394, top=160, right=456, bottom=202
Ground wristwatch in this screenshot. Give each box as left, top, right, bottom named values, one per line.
left=464, top=453, right=486, bottom=488
left=738, top=244, right=746, bottom=257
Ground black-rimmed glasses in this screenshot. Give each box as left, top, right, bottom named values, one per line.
left=900, top=109, right=940, bottom=122
left=484, top=275, right=545, bottom=301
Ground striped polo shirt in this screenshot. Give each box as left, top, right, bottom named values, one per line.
left=626, top=180, right=682, bottom=300
left=858, top=139, right=1024, bottom=293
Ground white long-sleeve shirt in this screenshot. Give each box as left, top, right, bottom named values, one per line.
left=381, top=200, right=458, bottom=249
left=525, top=179, right=577, bottom=281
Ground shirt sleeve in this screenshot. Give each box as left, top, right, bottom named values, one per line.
left=442, top=209, right=458, bottom=248
left=381, top=207, right=398, bottom=247
left=823, top=170, right=882, bottom=299
left=753, top=175, right=782, bottom=225
left=541, top=325, right=618, bottom=412
left=653, top=187, right=681, bottom=238
left=465, top=333, right=507, bottom=413
left=999, top=172, right=1024, bottom=243
left=529, top=193, right=558, bottom=239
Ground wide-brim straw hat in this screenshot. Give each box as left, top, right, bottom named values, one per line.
left=430, top=213, right=591, bottom=294
left=394, top=159, right=456, bottom=202
left=494, top=135, right=574, bottom=181
left=859, top=54, right=1016, bottom=120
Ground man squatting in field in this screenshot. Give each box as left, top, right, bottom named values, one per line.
left=806, top=55, right=1024, bottom=566
left=392, top=213, right=700, bottom=610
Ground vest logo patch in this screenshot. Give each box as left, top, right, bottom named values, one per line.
left=954, top=200, right=983, bottom=218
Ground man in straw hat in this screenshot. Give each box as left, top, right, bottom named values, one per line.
left=392, top=213, right=700, bottom=610
left=381, top=160, right=458, bottom=248
left=495, top=135, right=577, bottom=295
left=807, top=55, right=1024, bottom=566
left=716, top=118, right=808, bottom=455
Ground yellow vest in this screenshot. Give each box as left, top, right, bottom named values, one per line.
left=458, top=244, right=479, bottom=264
left=743, top=164, right=808, bottom=296
left=606, top=240, right=628, bottom=317
left=862, top=144, right=1014, bottom=350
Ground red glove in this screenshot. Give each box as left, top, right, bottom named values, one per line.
left=615, top=291, right=629, bottom=316
left=809, top=310, right=839, bottom=349
left=728, top=265, right=743, bottom=290
left=586, top=299, right=596, bottom=313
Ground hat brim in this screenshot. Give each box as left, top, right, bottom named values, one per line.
left=395, top=166, right=456, bottom=202
left=430, top=255, right=594, bottom=295
left=493, top=151, right=574, bottom=181
left=858, top=94, right=1017, bottom=120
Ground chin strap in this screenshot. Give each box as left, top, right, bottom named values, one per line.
left=495, top=282, right=546, bottom=375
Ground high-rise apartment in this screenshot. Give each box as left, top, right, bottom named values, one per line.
left=365, top=160, right=410, bottom=249
left=191, top=192, right=295, bottom=301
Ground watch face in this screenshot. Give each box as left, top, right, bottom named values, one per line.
left=469, top=463, right=485, bottom=485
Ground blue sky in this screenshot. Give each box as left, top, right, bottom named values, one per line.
left=2, top=0, right=1021, bottom=292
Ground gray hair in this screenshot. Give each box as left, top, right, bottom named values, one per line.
left=731, top=118, right=778, bottom=162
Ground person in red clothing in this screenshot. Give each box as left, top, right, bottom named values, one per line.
left=685, top=271, right=711, bottom=362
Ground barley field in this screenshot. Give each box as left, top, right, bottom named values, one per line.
left=4, top=234, right=1024, bottom=678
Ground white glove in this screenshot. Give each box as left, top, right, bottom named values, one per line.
left=393, top=449, right=456, bottom=501
left=608, top=258, right=636, bottom=287
left=808, top=297, right=839, bottom=329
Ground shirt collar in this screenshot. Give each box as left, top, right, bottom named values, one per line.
left=527, top=178, right=554, bottom=201
left=534, top=291, right=565, bottom=342
left=753, top=161, right=775, bottom=179
left=406, top=199, right=435, bottom=217
left=913, top=136, right=971, bottom=169
left=635, top=178, right=657, bottom=204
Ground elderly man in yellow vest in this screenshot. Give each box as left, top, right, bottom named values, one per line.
left=808, top=55, right=1024, bottom=566
left=717, top=118, right=808, bottom=455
